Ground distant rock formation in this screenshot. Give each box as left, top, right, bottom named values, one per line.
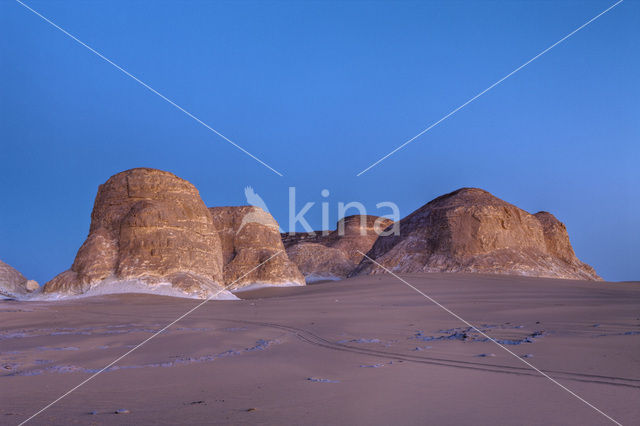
left=0, top=260, right=39, bottom=298
left=285, top=243, right=354, bottom=282
left=25, top=280, right=40, bottom=292
left=352, top=188, right=600, bottom=280
left=44, top=168, right=233, bottom=299
left=283, top=215, right=394, bottom=282
left=209, top=206, right=304, bottom=290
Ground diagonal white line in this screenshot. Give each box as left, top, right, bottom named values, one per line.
left=18, top=251, right=285, bottom=425
left=14, top=0, right=284, bottom=177
left=356, top=0, right=624, bottom=176
left=356, top=250, right=622, bottom=425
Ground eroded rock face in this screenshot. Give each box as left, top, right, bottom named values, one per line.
left=352, top=188, right=601, bottom=280
left=209, top=206, right=304, bottom=290
left=283, top=215, right=394, bottom=281
left=44, top=168, right=230, bottom=299
left=285, top=243, right=354, bottom=282
left=0, top=260, right=39, bottom=298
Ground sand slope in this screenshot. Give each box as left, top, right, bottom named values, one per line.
left=1, top=274, right=638, bottom=425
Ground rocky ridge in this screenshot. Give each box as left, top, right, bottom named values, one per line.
left=37, top=174, right=604, bottom=300
left=352, top=188, right=600, bottom=280
left=283, top=215, right=394, bottom=282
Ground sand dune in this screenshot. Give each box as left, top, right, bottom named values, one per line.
left=2, top=273, right=638, bottom=425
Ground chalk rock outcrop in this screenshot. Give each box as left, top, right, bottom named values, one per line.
left=209, top=206, right=304, bottom=290
left=283, top=215, right=394, bottom=282
left=0, top=260, right=39, bottom=298
left=352, top=188, right=600, bottom=280
left=44, top=168, right=233, bottom=299
left=25, top=280, right=40, bottom=292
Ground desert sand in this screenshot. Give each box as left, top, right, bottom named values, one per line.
left=1, top=273, right=638, bottom=425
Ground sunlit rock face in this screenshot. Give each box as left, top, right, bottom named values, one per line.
left=352, top=188, right=600, bottom=281
left=209, top=206, right=305, bottom=290
left=44, top=168, right=231, bottom=299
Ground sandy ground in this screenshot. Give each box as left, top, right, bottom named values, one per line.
left=1, top=273, right=639, bottom=425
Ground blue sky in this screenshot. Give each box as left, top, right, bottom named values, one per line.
left=1, top=0, right=638, bottom=282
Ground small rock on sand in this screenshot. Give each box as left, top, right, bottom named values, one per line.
left=114, top=409, right=130, bottom=414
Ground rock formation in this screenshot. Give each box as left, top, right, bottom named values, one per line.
left=39, top=172, right=601, bottom=298
left=352, top=188, right=600, bottom=280
left=209, top=206, right=304, bottom=290
left=283, top=215, right=394, bottom=282
left=0, top=260, right=40, bottom=298
left=285, top=243, right=354, bottom=282
left=44, top=168, right=233, bottom=299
